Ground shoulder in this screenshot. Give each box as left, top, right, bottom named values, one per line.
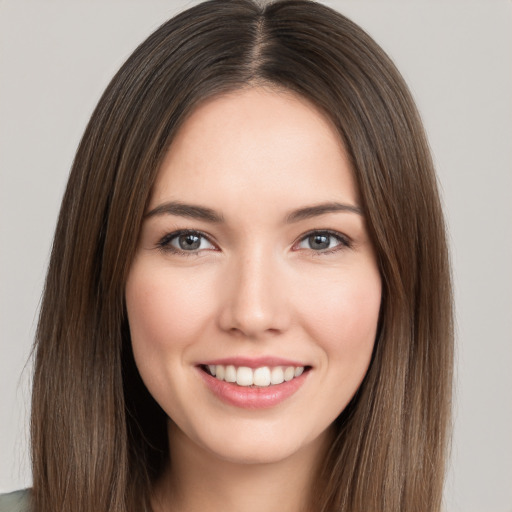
left=0, top=489, right=32, bottom=512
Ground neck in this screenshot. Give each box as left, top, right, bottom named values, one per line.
left=152, top=421, right=332, bottom=512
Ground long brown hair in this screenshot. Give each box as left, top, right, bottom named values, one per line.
left=31, top=1, right=453, bottom=511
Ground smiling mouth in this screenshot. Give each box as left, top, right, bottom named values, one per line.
left=199, top=364, right=311, bottom=388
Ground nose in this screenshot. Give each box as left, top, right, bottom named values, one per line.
left=217, top=247, right=290, bottom=339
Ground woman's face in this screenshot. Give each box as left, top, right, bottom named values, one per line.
left=125, top=87, right=381, bottom=465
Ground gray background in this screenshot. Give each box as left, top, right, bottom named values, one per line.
left=1, top=1, right=511, bottom=511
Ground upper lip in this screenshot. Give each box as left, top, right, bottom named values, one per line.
left=198, top=356, right=308, bottom=369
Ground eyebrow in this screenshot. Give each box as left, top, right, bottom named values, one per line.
left=145, top=201, right=225, bottom=222
left=285, top=201, right=363, bottom=223
left=145, top=200, right=362, bottom=223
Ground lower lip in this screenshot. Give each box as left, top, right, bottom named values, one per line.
left=197, top=368, right=309, bottom=409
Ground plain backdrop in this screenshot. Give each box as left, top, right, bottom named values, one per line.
left=0, top=1, right=511, bottom=511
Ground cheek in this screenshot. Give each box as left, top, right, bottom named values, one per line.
left=298, top=267, right=381, bottom=362
left=125, top=265, right=216, bottom=357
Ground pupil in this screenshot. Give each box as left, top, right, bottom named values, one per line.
left=310, top=234, right=329, bottom=250
left=179, top=234, right=201, bottom=250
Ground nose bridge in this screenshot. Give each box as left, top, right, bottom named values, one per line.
left=219, top=243, right=288, bottom=338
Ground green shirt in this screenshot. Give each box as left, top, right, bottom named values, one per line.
left=0, top=490, right=31, bottom=512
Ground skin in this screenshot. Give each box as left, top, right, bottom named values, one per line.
left=125, top=86, right=382, bottom=512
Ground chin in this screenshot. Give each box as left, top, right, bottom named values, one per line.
left=175, top=416, right=332, bottom=467
left=209, top=442, right=300, bottom=465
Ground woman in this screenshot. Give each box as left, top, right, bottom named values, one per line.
left=0, top=0, right=453, bottom=511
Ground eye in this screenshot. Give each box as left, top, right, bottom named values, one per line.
left=157, top=230, right=216, bottom=254
left=295, top=230, right=350, bottom=253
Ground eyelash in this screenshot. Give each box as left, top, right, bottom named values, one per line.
left=295, top=229, right=352, bottom=255
left=156, top=230, right=216, bottom=257
left=156, top=229, right=351, bottom=257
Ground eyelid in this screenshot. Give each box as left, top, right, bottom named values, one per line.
left=292, top=229, right=352, bottom=253
left=156, top=229, right=218, bottom=256
left=156, top=228, right=351, bottom=257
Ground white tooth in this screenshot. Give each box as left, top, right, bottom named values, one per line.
left=208, top=365, right=216, bottom=376
left=236, top=366, right=254, bottom=386
left=225, top=365, right=237, bottom=383
left=270, top=366, right=284, bottom=385
left=284, top=366, right=295, bottom=381
left=215, top=365, right=225, bottom=381
left=253, top=366, right=271, bottom=387
left=294, top=366, right=304, bottom=377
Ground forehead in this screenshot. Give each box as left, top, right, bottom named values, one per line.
left=150, top=87, right=358, bottom=212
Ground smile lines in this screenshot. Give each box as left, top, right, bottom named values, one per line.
left=202, top=364, right=306, bottom=387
